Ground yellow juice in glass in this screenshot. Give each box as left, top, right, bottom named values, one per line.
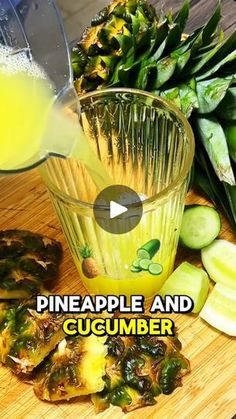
left=41, top=89, right=194, bottom=298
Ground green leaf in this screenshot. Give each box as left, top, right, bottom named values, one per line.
left=187, top=42, right=222, bottom=75
left=151, top=56, right=177, bottom=89
left=216, top=87, right=236, bottom=121
left=115, top=34, right=132, bottom=54
left=202, top=2, right=221, bottom=45
left=160, top=87, right=181, bottom=110
left=135, top=64, right=156, bottom=90
left=172, top=49, right=191, bottom=75
left=224, top=183, right=236, bottom=227
left=174, top=27, right=202, bottom=56
left=196, top=77, right=233, bottom=114
left=195, top=148, right=236, bottom=229
left=185, top=4, right=221, bottom=55
left=192, top=31, right=236, bottom=76
left=165, top=24, right=182, bottom=50
left=194, top=162, right=218, bottom=204
left=174, top=0, right=190, bottom=32
left=196, top=50, right=236, bottom=81
left=194, top=114, right=235, bottom=185
left=147, top=19, right=169, bottom=58
left=178, top=82, right=199, bottom=117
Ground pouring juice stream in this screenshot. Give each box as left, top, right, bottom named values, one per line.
left=0, top=70, right=113, bottom=191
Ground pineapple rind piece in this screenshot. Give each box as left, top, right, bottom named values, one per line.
left=92, top=331, right=190, bottom=413
left=34, top=334, right=107, bottom=401
left=0, top=301, right=16, bottom=363
left=2, top=299, right=66, bottom=374
left=0, top=230, right=62, bottom=299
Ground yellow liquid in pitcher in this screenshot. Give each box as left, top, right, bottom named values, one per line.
left=0, top=72, right=51, bottom=170
left=0, top=71, right=112, bottom=190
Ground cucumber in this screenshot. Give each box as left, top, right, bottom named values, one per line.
left=202, top=239, right=236, bottom=289
left=200, top=283, right=236, bottom=336
left=139, top=259, right=152, bottom=271
left=131, top=265, right=142, bottom=273
left=224, top=123, right=236, bottom=163
left=179, top=205, right=221, bottom=250
left=148, top=263, right=163, bottom=276
left=160, top=262, right=210, bottom=313
left=137, top=239, right=160, bottom=259
left=132, top=259, right=142, bottom=269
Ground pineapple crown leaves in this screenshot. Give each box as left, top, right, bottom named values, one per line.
left=72, top=0, right=235, bottom=117
left=79, top=244, right=93, bottom=259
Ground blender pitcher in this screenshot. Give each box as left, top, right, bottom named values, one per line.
left=0, top=0, right=79, bottom=172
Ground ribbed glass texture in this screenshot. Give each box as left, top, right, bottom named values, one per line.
left=41, top=89, right=194, bottom=298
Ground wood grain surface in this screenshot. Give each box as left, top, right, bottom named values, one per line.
left=58, top=0, right=236, bottom=41
left=0, top=0, right=236, bottom=418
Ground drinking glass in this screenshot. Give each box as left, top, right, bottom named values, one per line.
left=40, top=89, right=195, bottom=298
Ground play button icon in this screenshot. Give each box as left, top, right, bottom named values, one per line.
left=110, top=201, right=128, bottom=219
left=93, top=185, right=143, bottom=234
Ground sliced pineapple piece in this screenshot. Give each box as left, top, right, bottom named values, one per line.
left=92, top=328, right=190, bottom=413
left=5, top=298, right=66, bottom=374
left=34, top=334, right=107, bottom=401
left=0, top=301, right=17, bottom=363
left=0, top=230, right=62, bottom=299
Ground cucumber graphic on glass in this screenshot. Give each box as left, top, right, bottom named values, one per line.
left=131, top=239, right=163, bottom=276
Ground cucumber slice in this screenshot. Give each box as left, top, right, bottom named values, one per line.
left=148, top=263, right=163, bottom=276
left=160, top=262, right=210, bottom=313
left=200, top=283, right=236, bottom=336
left=139, top=259, right=152, bottom=271
left=179, top=205, right=221, bottom=250
left=132, top=259, right=142, bottom=269
left=202, top=239, right=236, bottom=289
left=131, top=265, right=142, bottom=273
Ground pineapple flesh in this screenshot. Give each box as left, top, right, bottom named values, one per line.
left=34, top=334, right=108, bottom=401
left=0, top=230, right=62, bottom=299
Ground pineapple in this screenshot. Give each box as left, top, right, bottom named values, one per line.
left=0, top=301, right=16, bottom=363
left=2, top=298, right=66, bottom=374
left=92, top=324, right=190, bottom=413
left=34, top=334, right=107, bottom=401
left=73, top=0, right=157, bottom=93
left=79, top=244, right=100, bottom=278
left=0, top=230, right=62, bottom=299
left=72, top=0, right=236, bottom=230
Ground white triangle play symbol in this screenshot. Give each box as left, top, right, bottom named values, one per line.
left=110, top=201, right=128, bottom=219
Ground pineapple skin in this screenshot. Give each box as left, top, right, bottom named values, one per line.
left=34, top=334, right=107, bottom=401
left=2, top=298, right=66, bottom=374
left=0, top=230, right=63, bottom=299
left=0, top=301, right=16, bottom=363
left=92, top=331, right=190, bottom=413
left=73, top=0, right=157, bottom=94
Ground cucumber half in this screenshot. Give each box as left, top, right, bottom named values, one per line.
left=180, top=205, right=221, bottom=250
left=160, top=262, right=210, bottom=313
left=202, top=239, right=236, bottom=289
left=200, top=283, right=236, bottom=336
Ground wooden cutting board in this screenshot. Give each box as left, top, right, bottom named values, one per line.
left=0, top=169, right=235, bottom=419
